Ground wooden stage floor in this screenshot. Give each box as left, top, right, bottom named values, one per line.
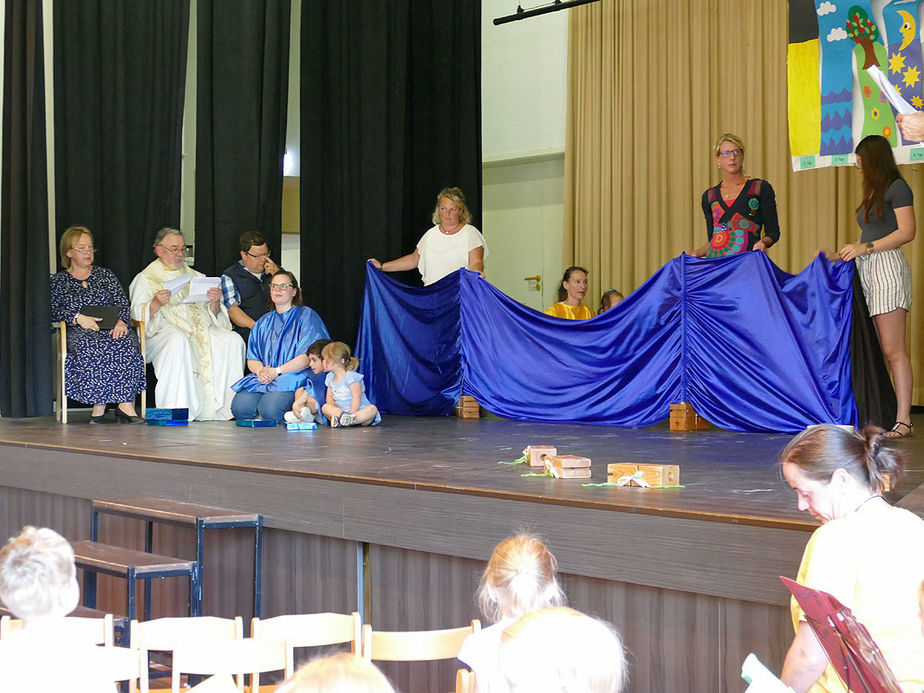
left=0, top=412, right=921, bottom=531
left=1, top=412, right=922, bottom=692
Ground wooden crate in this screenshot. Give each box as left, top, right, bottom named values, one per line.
left=607, top=463, right=680, bottom=487
left=546, top=454, right=592, bottom=479
left=669, top=402, right=710, bottom=431
left=455, top=395, right=481, bottom=419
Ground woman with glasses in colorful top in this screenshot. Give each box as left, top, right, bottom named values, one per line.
left=230, top=271, right=330, bottom=422
left=691, top=133, right=781, bottom=258
left=50, top=226, right=146, bottom=424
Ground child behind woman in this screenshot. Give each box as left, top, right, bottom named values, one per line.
left=598, top=289, right=624, bottom=314
left=321, top=342, right=381, bottom=427
left=458, top=533, right=566, bottom=692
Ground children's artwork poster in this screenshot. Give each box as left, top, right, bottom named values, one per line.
left=788, top=0, right=924, bottom=170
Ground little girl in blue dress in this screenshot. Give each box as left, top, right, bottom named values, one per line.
left=321, top=342, right=381, bottom=427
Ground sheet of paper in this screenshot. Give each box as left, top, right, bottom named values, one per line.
left=182, top=276, right=220, bottom=303
left=866, top=65, right=916, bottom=115
left=163, top=274, right=191, bottom=295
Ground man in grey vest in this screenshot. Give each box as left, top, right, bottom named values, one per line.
left=220, top=231, right=282, bottom=344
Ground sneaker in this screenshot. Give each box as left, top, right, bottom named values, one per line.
left=339, top=412, right=357, bottom=427
left=330, top=415, right=340, bottom=428
left=299, top=407, right=312, bottom=421
left=284, top=411, right=299, bottom=424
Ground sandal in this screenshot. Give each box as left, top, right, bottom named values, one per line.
left=883, top=421, right=914, bottom=439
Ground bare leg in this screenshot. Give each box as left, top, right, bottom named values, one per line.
left=91, top=404, right=106, bottom=417
left=873, top=308, right=913, bottom=426
left=352, top=404, right=379, bottom=426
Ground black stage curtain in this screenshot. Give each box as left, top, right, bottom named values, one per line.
left=301, top=1, right=482, bottom=343
left=850, top=271, right=898, bottom=429
left=195, top=0, right=290, bottom=276
left=0, top=0, right=52, bottom=417
left=53, top=0, right=189, bottom=288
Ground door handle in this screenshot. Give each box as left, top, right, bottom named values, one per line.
left=524, top=275, right=541, bottom=291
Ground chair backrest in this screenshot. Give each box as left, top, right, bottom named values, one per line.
left=362, top=620, right=481, bottom=662
left=0, top=613, right=114, bottom=646
left=251, top=611, right=362, bottom=678
left=172, top=637, right=286, bottom=693
left=455, top=667, right=474, bottom=693
left=130, top=616, right=243, bottom=693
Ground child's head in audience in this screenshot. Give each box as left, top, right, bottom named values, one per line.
left=306, top=339, right=332, bottom=374
left=500, top=606, right=627, bottom=693
left=284, top=652, right=395, bottom=693
left=0, top=526, right=79, bottom=623
left=598, top=289, right=624, bottom=314
left=477, top=534, right=565, bottom=624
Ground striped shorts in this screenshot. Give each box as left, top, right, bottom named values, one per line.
left=855, top=247, right=912, bottom=316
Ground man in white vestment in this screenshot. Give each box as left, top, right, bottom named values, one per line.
left=130, top=227, right=245, bottom=421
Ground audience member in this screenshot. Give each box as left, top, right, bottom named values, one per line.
left=545, top=266, right=594, bottom=320
left=499, top=606, right=627, bottom=693
left=691, top=133, right=779, bottom=258
left=130, top=227, right=245, bottom=421
left=220, top=231, right=282, bottom=344
left=598, top=289, right=624, bottom=314
left=281, top=652, right=396, bottom=693
left=369, top=187, right=487, bottom=285
left=458, top=534, right=565, bottom=692
left=0, top=526, right=117, bottom=692
left=321, top=342, right=381, bottom=427
left=779, top=425, right=924, bottom=692
left=230, top=271, right=329, bottom=422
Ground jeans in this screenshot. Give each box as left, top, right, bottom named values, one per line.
left=230, top=390, right=296, bottom=422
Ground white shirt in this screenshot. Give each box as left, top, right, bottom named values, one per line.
left=416, top=224, right=488, bottom=286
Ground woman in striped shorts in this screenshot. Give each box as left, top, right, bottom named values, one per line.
left=838, top=134, right=916, bottom=438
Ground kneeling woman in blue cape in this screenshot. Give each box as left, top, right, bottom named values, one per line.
left=230, top=271, right=330, bottom=422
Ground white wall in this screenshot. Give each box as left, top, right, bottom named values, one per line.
left=481, top=1, right=569, bottom=308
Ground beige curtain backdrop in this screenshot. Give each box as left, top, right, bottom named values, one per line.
left=565, top=0, right=924, bottom=405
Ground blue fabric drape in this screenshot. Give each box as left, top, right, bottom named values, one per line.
left=357, top=254, right=858, bottom=432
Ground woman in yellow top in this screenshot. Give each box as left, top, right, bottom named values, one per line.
left=545, top=266, right=594, bottom=320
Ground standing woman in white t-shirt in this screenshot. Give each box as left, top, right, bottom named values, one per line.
left=369, top=187, right=487, bottom=285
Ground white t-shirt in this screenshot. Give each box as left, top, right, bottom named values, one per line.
left=457, top=618, right=513, bottom=693
left=416, top=224, right=488, bottom=286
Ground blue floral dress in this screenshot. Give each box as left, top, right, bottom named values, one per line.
left=50, top=267, right=146, bottom=405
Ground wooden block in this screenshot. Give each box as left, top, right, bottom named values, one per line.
left=547, top=465, right=592, bottom=479
left=607, top=463, right=680, bottom=487
left=546, top=455, right=591, bottom=468
left=526, top=445, right=557, bottom=467
left=669, top=402, right=709, bottom=431
left=455, top=396, right=481, bottom=419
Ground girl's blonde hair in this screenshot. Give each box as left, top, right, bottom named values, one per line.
left=476, top=534, right=565, bottom=623
left=285, top=653, right=395, bottom=693
left=322, top=342, right=359, bottom=372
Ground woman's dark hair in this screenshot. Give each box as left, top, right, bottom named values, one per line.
left=855, top=135, right=902, bottom=222
left=557, top=266, right=588, bottom=302
left=268, top=270, right=302, bottom=308
left=779, top=424, right=904, bottom=493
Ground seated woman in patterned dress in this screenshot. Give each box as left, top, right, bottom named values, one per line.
left=49, top=226, right=146, bottom=423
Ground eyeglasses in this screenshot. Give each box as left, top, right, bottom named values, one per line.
left=719, top=149, right=743, bottom=158
left=71, top=245, right=94, bottom=253
left=246, top=250, right=271, bottom=259
left=158, top=244, right=186, bottom=254
left=269, top=283, right=294, bottom=290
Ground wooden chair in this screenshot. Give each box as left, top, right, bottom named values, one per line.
left=172, top=637, right=286, bottom=693
left=0, top=612, right=114, bottom=645
left=55, top=318, right=147, bottom=424
left=130, top=615, right=243, bottom=693
left=455, top=667, right=475, bottom=693
left=0, top=640, right=147, bottom=693
left=250, top=611, right=362, bottom=679
left=361, top=619, right=481, bottom=662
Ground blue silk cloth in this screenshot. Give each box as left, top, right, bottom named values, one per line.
left=232, top=305, right=330, bottom=393
left=356, top=254, right=858, bottom=432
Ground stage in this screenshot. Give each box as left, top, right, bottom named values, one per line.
left=0, top=413, right=921, bottom=692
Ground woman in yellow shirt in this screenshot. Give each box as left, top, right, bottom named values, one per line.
left=545, top=266, right=594, bottom=320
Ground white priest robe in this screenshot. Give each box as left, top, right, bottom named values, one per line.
left=130, top=260, right=245, bottom=421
